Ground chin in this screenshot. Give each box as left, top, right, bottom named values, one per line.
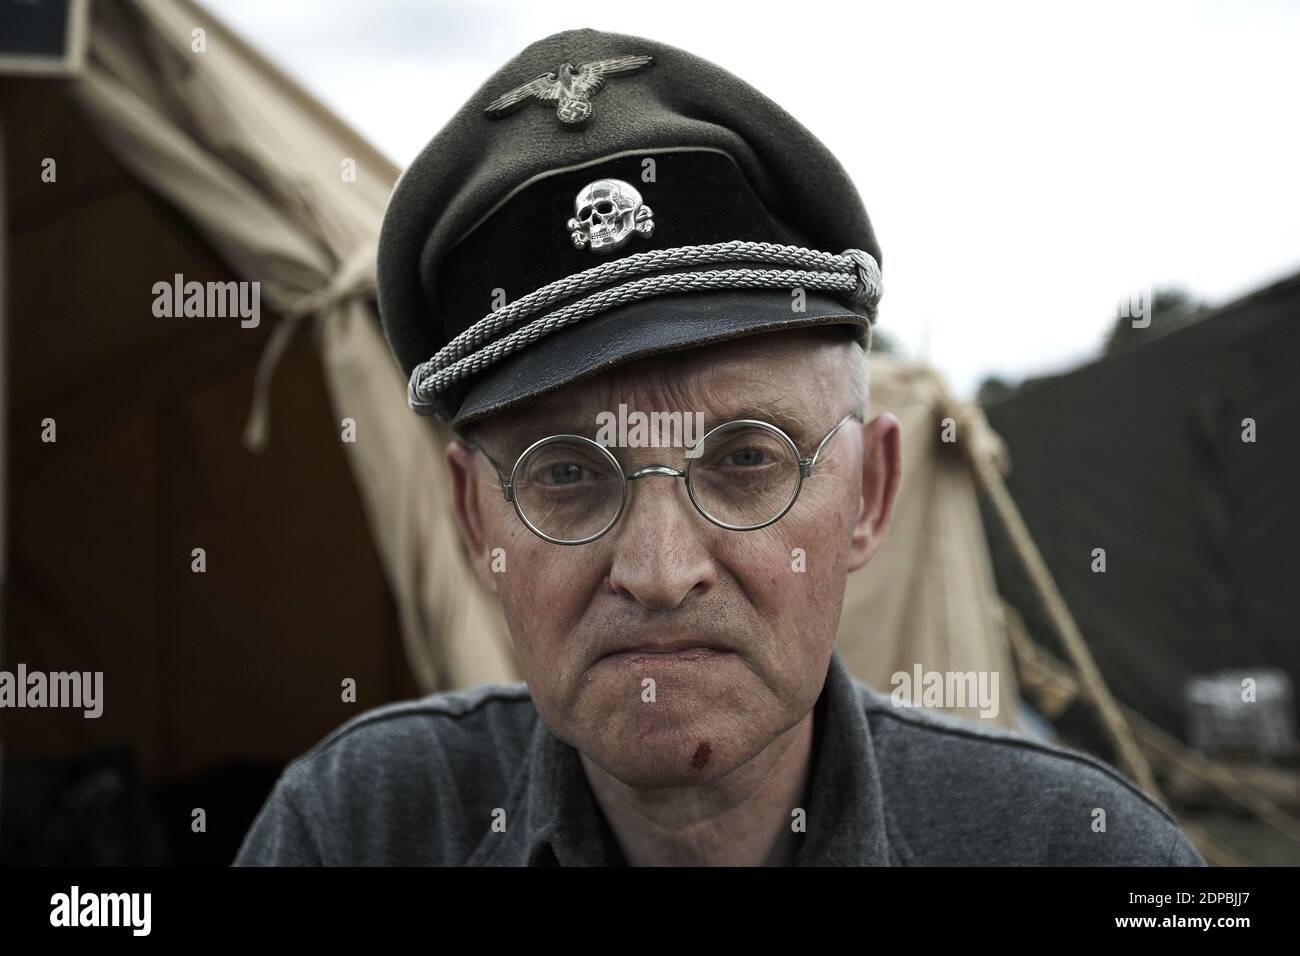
left=579, top=706, right=757, bottom=788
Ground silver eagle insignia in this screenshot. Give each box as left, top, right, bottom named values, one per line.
left=483, top=54, right=655, bottom=129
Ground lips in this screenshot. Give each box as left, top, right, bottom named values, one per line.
left=597, top=635, right=736, bottom=663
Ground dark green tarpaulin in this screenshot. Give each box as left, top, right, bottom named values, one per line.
left=984, top=272, right=1300, bottom=754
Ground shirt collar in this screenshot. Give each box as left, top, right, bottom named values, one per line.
left=794, top=649, right=893, bottom=865
left=468, top=649, right=891, bottom=866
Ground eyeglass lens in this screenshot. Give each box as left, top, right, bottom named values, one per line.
left=511, top=422, right=800, bottom=542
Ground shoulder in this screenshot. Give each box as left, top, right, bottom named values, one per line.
left=286, top=680, right=537, bottom=777
left=857, top=684, right=1204, bottom=866
left=235, top=683, right=537, bottom=866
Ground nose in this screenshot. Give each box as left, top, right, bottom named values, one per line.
left=605, top=471, right=716, bottom=610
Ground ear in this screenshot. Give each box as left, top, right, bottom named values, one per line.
left=446, top=439, right=501, bottom=595
left=846, top=412, right=902, bottom=572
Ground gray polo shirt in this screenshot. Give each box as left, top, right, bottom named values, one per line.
left=234, top=651, right=1204, bottom=866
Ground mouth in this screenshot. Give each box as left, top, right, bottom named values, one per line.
left=597, top=637, right=737, bottom=666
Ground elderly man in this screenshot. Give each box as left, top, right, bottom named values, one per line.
left=235, top=28, right=1203, bottom=866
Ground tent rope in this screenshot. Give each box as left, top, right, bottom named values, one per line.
left=242, top=242, right=377, bottom=452
left=944, top=400, right=1164, bottom=801
left=1004, top=601, right=1300, bottom=865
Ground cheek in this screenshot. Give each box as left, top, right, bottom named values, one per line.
left=490, top=527, right=598, bottom=684
left=722, top=492, right=852, bottom=652
left=752, top=485, right=853, bottom=584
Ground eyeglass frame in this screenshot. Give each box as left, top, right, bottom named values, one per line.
left=458, top=410, right=864, bottom=546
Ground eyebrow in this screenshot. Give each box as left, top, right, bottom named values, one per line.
left=714, top=401, right=813, bottom=446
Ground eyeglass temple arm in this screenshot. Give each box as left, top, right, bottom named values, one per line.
left=801, top=412, right=865, bottom=477
left=456, top=435, right=515, bottom=501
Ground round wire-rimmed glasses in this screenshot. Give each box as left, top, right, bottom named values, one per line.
left=461, top=411, right=863, bottom=546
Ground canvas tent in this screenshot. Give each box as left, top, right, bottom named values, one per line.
left=0, top=0, right=421, bottom=864
left=2, top=0, right=1020, bottom=864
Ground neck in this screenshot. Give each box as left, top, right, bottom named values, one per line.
left=580, top=712, right=815, bottom=866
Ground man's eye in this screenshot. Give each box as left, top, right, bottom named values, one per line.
left=726, top=447, right=769, bottom=467
left=529, top=460, right=611, bottom=488
left=702, top=445, right=773, bottom=470
left=546, top=462, right=586, bottom=486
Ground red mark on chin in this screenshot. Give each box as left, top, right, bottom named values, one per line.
left=690, top=741, right=712, bottom=770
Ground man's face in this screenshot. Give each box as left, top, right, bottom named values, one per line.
left=447, top=328, right=900, bottom=788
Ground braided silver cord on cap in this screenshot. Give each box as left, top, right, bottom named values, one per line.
left=408, top=241, right=881, bottom=412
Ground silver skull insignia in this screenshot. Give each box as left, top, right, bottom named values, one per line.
left=566, top=179, right=654, bottom=254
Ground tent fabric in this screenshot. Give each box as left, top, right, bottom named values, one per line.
left=0, top=71, right=417, bottom=789
left=69, top=0, right=1018, bottom=727
left=69, top=0, right=518, bottom=693
left=836, top=362, right=1019, bottom=726
left=984, top=272, right=1300, bottom=749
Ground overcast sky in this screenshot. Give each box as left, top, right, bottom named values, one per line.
left=208, top=0, right=1300, bottom=397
